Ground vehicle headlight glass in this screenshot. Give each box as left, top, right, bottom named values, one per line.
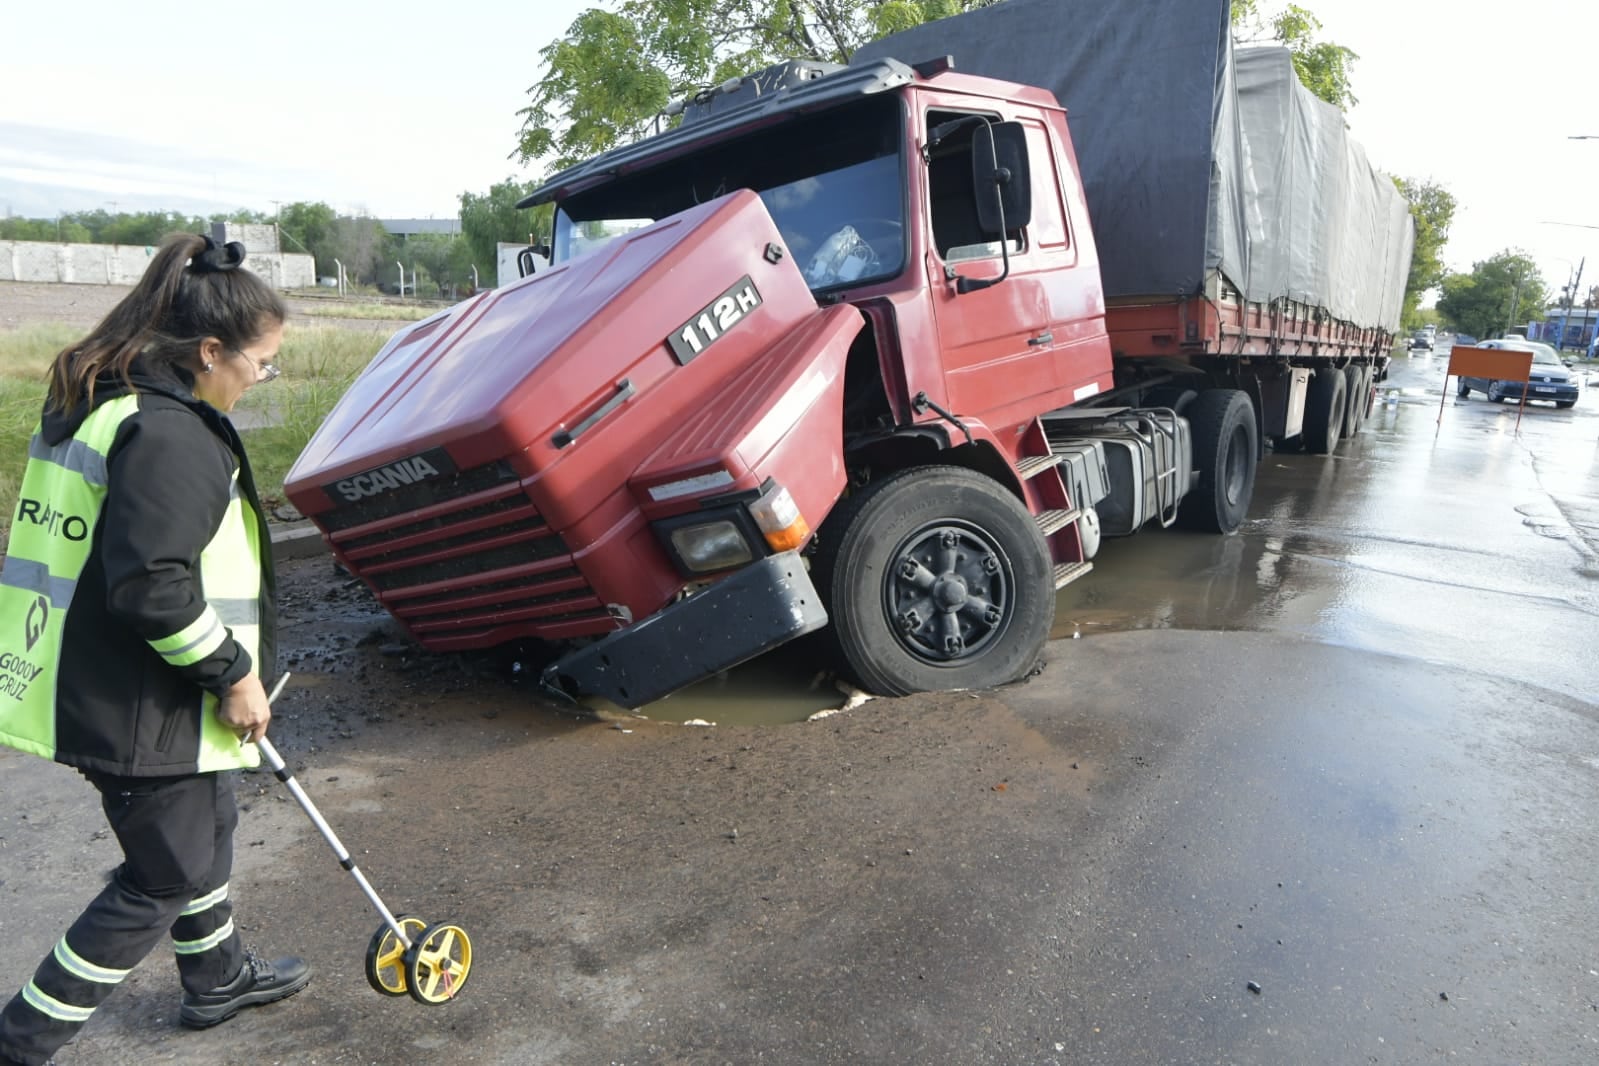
left=669, top=520, right=755, bottom=573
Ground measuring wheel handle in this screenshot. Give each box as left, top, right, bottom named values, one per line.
left=402, top=921, right=474, bottom=1005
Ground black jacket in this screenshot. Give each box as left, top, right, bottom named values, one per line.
left=43, top=359, right=276, bottom=774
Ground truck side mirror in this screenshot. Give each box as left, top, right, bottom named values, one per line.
left=517, top=246, right=552, bottom=278
left=973, top=121, right=1032, bottom=236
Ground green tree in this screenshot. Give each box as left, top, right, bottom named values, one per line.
left=325, top=215, right=391, bottom=286
left=0, top=218, right=56, bottom=241
left=277, top=201, right=339, bottom=274
left=517, top=1, right=1003, bottom=170
left=460, top=178, right=550, bottom=279
left=402, top=233, right=477, bottom=294
left=1436, top=252, right=1551, bottom=342
left=1392, top=177, right=1456, bottom=327
left=1231, top=1, right=1356, bottom=110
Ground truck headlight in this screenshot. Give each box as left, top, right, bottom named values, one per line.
left=668, top=520, right=756, bottom=573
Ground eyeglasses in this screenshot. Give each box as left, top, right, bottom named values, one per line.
left=229, top=347, right=281, bottom=383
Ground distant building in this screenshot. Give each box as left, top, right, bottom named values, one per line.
left=1528, top=306, right=1597, bottom=350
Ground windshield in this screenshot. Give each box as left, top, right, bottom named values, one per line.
left=1527, top=343, right=1561, bottom=365
left=552, top=95, right=906, bottom=292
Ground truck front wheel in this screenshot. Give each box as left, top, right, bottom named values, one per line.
left=1177, top=389, right=1257, bottom=534
left=811, top=466, right=1054, bottom=697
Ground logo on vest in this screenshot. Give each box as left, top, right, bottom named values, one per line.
left=16, top=498, right=89, bottom=541
left=0, top=652, right=43, bottom=702
left=24, top=595, right=47, bottom=652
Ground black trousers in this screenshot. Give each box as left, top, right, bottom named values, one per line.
left=0, top=771, right=244, bottom=1066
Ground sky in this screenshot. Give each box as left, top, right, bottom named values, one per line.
left=3, top=0, right=1597, bottom=297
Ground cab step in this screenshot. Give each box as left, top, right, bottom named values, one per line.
left=1016, top=452, right=1065, bottom=481
left=1035, top=507, right=1083, bottom=538
left=1053, top=561, right=1093, bottom=590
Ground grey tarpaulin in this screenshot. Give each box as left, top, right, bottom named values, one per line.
left=852, top=0, right=1413, bottom=331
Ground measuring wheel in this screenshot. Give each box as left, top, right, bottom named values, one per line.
left=403, top=921, right=474, bottom=1005
left=365, top=915, right=430, bottom=997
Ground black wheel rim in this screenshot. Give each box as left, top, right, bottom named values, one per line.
left=882, top=521, right=1014, bottom=664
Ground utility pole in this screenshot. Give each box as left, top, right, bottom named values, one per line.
left=1557, top=257, right=1585, bottom=351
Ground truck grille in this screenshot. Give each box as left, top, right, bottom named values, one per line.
left=322, top=460, right=613, bottom=641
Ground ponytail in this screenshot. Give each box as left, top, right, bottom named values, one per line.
left=45, top=232, right=289, bottom=412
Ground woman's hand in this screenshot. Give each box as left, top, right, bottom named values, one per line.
left=217, top=673, right=272, bottom=744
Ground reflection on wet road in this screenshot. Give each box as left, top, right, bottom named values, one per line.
left=1057, top=350, right=1599, bottom=704
left=635, top=349, right=1599, bottom=723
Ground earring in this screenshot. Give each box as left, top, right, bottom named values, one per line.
left=203, top=363, right=214, bottom=374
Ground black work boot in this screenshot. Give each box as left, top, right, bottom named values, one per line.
left=179, top=952, right=312, bottom=1029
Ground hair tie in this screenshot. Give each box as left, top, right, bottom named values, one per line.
left=190, top=235, right=247, bottom=274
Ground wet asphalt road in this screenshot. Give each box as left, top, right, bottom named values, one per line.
left=3, top=343, right=1598, bottom=1065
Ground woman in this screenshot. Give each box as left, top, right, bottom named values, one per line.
left=0, top=234, right=311, bottom=1066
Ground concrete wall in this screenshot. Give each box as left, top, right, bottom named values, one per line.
left=0, top=240, right=315, bottom=289
left=210, top=222, right=281, bottom=254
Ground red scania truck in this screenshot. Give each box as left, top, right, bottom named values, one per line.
left=284, top=0, right=1413, bottom=709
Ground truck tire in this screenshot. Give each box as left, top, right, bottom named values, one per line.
left=810, top=466, right=1054, bottom=697
left=1341, top=365, right=1363, bottom=439
left=1177, top=389, right=1257, bottom=534
left=1304, top=367, right=1346, bottom=454
left=1353, top=365, right=1375, bottom=429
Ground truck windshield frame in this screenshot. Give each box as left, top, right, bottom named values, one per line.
left=552, top=95, right=909, bottom=294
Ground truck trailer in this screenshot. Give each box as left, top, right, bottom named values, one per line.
left=283, top=0, right=1414, bottom=709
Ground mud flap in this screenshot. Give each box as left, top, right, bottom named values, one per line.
left=542, top=551, right=827, bottom=710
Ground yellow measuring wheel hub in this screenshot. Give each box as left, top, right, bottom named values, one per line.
left=403, top=921, right=474, bottom=1005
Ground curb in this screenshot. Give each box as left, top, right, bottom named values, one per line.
left=270, top=521, right=331, bottom=561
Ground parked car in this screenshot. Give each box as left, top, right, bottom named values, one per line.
left=1457, top=340, right=1580, bottom=408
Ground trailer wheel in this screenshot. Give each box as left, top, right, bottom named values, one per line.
left=1177, top=389, right=1257, bottom=534
left=1304, top=368, right=1346, bottom=454
left=810, top=466, right=1054, bottom=697
left=1340, top=366, right=1364, bottom=439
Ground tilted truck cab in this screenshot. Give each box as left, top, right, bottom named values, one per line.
left=285, top=0, right=1411, bottom=709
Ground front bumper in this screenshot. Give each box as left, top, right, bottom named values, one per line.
left=1505, top=381, right=1580, bottom=404
left=542, top=550, right=828, bottom=709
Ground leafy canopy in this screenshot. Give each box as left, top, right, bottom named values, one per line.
left=1436, top=252, right=1551, bottom=342
left=1393, top=178, right=1457, bottom=327
left=517, top=1, right=1003, bottom=171
left=1231, top=1, right=1356, bottom=110
left=460, top=179, right=554, bottom=273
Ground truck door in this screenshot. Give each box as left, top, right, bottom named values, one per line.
left=924, top=110, right=1059, bottom=426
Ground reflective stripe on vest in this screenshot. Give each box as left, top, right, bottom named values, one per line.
left=0, top=396, right=263, bottom=772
